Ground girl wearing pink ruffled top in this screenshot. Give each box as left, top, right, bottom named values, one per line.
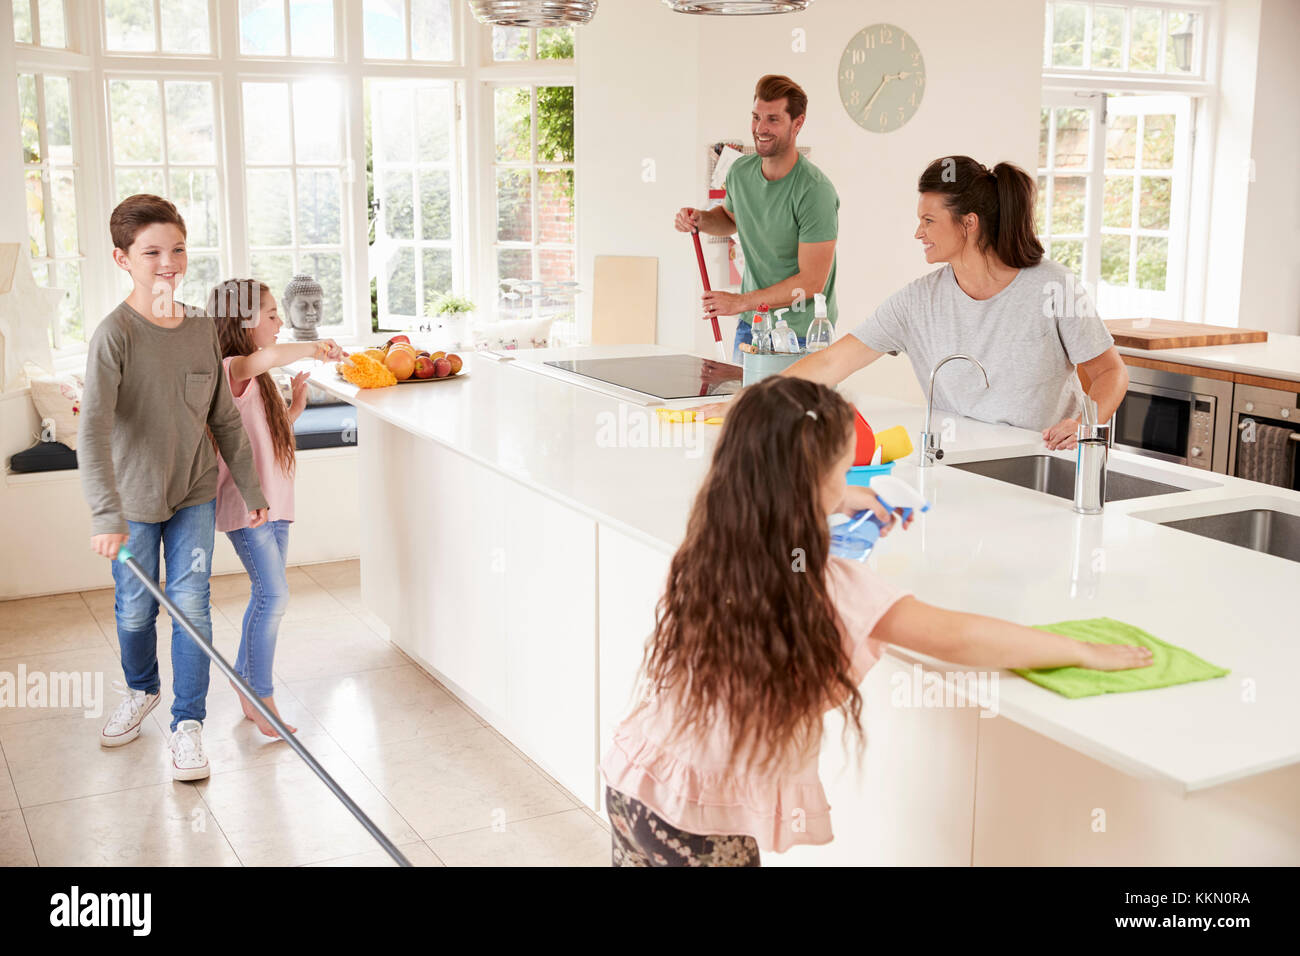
left=600, top=376, right=1152, bottom=866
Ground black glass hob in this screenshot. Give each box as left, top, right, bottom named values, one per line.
left=544, top=354, right=741, bottom=400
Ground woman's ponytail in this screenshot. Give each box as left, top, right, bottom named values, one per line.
left=990, top=162, right=1044, bottom=268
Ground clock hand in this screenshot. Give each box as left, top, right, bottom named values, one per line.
left=861, top=76, right=891, bottom=117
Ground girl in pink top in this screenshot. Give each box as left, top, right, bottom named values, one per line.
left=600, top=376, right=1152, bottom=866
left=208, top=279, right=344, bottom=737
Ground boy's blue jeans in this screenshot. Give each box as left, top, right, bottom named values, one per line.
left=111, top=499, right=216, bottom=731
left=225, top=520, right=291, bottom=699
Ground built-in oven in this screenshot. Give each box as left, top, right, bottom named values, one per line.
left=1228, top=383, right=1300, bottom=491
left=1111, top=365, right=1234, bottom=473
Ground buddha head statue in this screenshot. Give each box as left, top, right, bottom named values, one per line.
left=282, top=273, right=323, bottom=341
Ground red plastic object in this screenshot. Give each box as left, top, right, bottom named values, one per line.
left=692, top=229, right=723, bottom=348
left=853, top=407, right=877, bottom=466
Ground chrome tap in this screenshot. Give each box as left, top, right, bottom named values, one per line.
left=919, top=353, right=990, bottom=467
left=1073, top=395, right=1109, bottom=514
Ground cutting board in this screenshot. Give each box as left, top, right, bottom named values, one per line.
left=1105, top=318, right=1269, bottom=350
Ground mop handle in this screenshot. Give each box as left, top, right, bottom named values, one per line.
left=114, top=547, right=412, bottom=868
left=691, top=229, right=725, bottom=355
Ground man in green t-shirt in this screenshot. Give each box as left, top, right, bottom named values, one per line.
left=675, top=74, right=839, bottom=362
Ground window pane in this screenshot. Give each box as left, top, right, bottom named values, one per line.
left=421, top=249, right=452, bottom=308
left=537, top=169, right=574, bottom=244
left=1136, top=236, right=1167, bottom=290
left=537, top=26, right=573, bottom=60
left=165, top=81, right=215, bottom=164
left=1166, top=10, right=1195, bottom=73
left=181, top=254, right=219, bottom=310
left=496, top=169, right=532, bottom=242
left=1092, top=5, right=1125, bottom=69
left=538, top=248, right=574, bottom=283
left=376, top=85, right=414, bottom=162
left=110, top=80, right=163, bottom=164
left=496, top=248, right=532, bottom=286
left=1103, top=175, right=1132, bottom=228
left=293, top=81, right=342, bottom=162
left=298, top=168, right=342, bottom=244
left=494, top=87, right=529, bottom=162
left=536, top=86, right=574, bottom=163
left=1105, top=114, right=1137, bottom=168
left=1052, top=108, right=1089, bottom=169
left=1141, top=114, right=1175, bottom=168
left=105, top=0, right=156, bottom=51
left=251, top=253, right=295, bottom=306
left=415, top=86, right=452, bottom=162
left=161, top=0, right=210, bottom=53
left=37, top=0, right=65, bottom=47
left=385, top=247, right=415, bottom=314
left=13, top=1, right=32, bottom=43
left=53, top=261, right=82, bottom=344
left=1038, top=108, right=1050, bottom=168
left=50, top=168, right=77, bottom=254
left=1050, top=175, right=1085, bottom=234
left=169, top=167, right=220, bottom=247
left=364, top=0, right=404, bottom=59
left=1034, top=175, right=1046, bottom=232
left=419, top=170, right=451, bottom=241
left=1138, top=176, right=1171, bottom=230
left=240, top=0, right=286, bottom=56
left=242, top=83, right=292, bottom=163
left=18, top=75, right=40, bottom=162
left=44, top=76, right=72, bottom=163
left=492, top=25, right=528, bottom=61
left=25, top=171, right=46, bottom=258
left=115, top=167, right=167, bottom=200
left=411, top=0, right=451, bottom=61
left=247, top=169, right=294, bottom=245
left=1051, top=239, right=1083, bottom=275
left=300, top=252, right=342, bottom=325
left=290, top=0, right=334, bottom=57
left=1050, top=2, right=1085, bottom=68
left=1100, top=235, right=1130, bottom=285
left=382, top=171, right=414, bottom=239
left=1130, top=8, right=1161, bottom=72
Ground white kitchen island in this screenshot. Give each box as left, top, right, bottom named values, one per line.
left=308, top=344, right=1300, bottom=866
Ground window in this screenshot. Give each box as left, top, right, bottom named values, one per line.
left=241, top=80, right=347, bottom=327
left=368, top=80, right=463, bottom=327
left=490, top=23, right=573, bottom=62
left=12, top=0, right=68, bottom=48
left=238, top=0, right=336, bottom=57
left=104, top=0, right=213, bottom=55
left=1043, top=1, right=1207, bottom=78
left=18, top=72, right=84, bottom=347
left=107, top=78, right=223, bottom=306
left=363, top=0, right=453, bottom=61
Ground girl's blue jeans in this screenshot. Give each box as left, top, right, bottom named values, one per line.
left=225, top=519, right=291, bottom=699
left=111, top=499, right=216, bottom=732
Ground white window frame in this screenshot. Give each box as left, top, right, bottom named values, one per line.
left=100, top=0, right=219, bottom=57
left=1043, top=0, right=1218, bottom=85
left=13, top=0, right=70, bottom=50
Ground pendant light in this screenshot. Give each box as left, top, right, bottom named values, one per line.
left=467, top=1, right=599, bottom=27
left=662, top=0, right=814, bottom=14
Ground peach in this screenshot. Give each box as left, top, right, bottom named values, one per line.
left=385, top=348, right=416, bottom=381
left=447, top=353, right=462, bottom=374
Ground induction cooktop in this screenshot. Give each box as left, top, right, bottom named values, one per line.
left=544, top=354, right=742, bottom=400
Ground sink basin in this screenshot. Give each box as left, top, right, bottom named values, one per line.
left=948, top=455, right=1189, bottom=502
left=1154, top=509, right=1300, bottom=563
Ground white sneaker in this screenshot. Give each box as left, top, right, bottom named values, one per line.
left=100, top=682, right=160, bottom=748
left=168, top=719, right=210, bottom=781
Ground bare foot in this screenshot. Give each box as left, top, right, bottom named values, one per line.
left=231, top=679, right=258, bottom=722
left=250, top=695, right=297, bottom=738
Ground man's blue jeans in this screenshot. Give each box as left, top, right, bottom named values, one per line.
left=225, top=520, right=291, bottom=699
left=110, top=499, right=216, bottom=731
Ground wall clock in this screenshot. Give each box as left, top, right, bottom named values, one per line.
left=838, top=23, right=925, bottom=133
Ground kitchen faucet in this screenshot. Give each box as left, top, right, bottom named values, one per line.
left=919, top=353, right=990, bottom=467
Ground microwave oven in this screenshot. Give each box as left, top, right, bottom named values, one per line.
left=1111, top=365, right=1233, bottom=473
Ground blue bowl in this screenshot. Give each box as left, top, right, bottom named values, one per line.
left=846, top=462, right=894, bottom=486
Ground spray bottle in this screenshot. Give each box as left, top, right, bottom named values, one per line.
left=828, top=474, right=931, bottom=562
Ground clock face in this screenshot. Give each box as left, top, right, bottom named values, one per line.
left=838, top=23, right=925, bottom=133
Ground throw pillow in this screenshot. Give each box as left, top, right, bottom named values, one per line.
left=28, top=372, right=83, bottom=450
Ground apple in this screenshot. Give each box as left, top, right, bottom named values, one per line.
left=416, top=350, right=431, bottom=359
left=386, top=334, right=410, bottom=348
left=446, top=353, right=463, bottom=375
left=433, top=357, right=451, bottom=378
left=385, top=349, right=416, bottom=381
left=413, top=356, right=436, bottom=379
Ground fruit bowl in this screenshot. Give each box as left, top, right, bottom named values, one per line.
left=349, top=336, right=467, bottom=384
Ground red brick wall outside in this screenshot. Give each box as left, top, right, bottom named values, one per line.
left=537, top=172, right=574, bottom=284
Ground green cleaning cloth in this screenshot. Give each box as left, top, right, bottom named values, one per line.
left=1013, top=617, right=1229, bottom=699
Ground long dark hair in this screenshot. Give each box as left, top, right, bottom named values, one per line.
left=206, top=279, right=296, bottom=477
left=640, top=376, right=863, bottom=774
left=918, top=156, right=1044, bottom=268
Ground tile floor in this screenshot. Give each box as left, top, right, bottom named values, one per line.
left=0, top=560, right=611, bottom=867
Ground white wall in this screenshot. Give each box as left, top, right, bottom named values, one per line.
left=1237, top=0, right=1300, bottom=334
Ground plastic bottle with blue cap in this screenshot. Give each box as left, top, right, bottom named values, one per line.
left=829, top=474, right=930, bottom=562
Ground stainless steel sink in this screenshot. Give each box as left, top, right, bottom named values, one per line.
left=948, top=455, right=1188, bottom=502
left=1155, top=509, right=1300, bottom=563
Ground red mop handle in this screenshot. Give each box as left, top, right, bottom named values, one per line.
left=692, top=229, right=722, bottom=345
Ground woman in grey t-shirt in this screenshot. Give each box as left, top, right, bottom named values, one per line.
left=783, top=156, right=1128, bottom=450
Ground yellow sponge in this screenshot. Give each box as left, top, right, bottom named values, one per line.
left=875, top=425, right=914, bottom=463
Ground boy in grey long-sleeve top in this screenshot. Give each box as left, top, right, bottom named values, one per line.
left=79, top=194, right=268, bottom=781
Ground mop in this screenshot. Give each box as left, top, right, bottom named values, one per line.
left=691, top=230, right=729, bottom=362
left=112, top=547, right=412, bottom=867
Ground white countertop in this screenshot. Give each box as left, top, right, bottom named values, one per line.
left=308, top=345, right=1300, bottom=794
left=1117, top=331, right=1300, bottom=384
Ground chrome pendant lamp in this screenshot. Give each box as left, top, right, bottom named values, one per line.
left=467, top=1, right=599, bottom=27
left=663, top=0, right=814, bottom=13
